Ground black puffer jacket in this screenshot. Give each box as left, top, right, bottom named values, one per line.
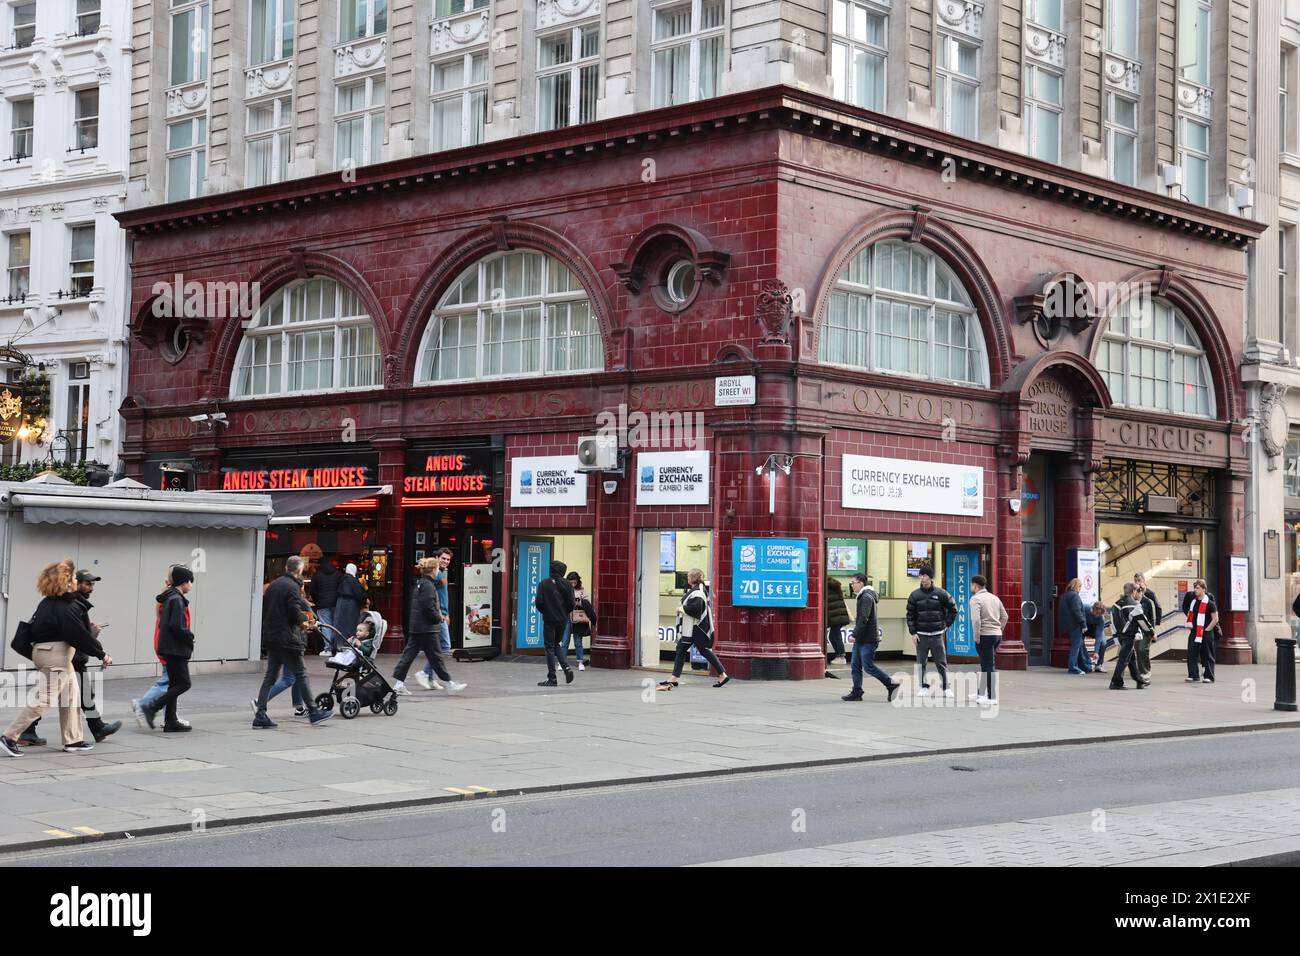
left=30, top=593, right=103, bottom=658
left=906, top=583, right=957, bottom=635
left=850, top=587, right=880, bottom=645
left=307, top=563, right=342, bottom=610
left=262, top=572, right=311, bottom=650
left=825, top=577, right=851, bottom=631
left=155, top=587, right=195, bottom=659
left=409, top=574, right=443, bottom=634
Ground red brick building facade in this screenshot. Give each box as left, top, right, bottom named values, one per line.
left=118, top=87, right=1262, bottom=677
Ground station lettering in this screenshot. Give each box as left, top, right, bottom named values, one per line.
left=1115, top=421, right=1210, bottom=454
left=850, top=388, right=977, bottom=426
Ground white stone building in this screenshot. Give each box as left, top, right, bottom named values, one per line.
left=0, top=1, right=131, bottom=474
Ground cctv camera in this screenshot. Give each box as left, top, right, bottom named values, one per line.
left=187, top=414, right=208, bottom=423
left=755, top=464, right=765, bottom=476
left=209, top=412, right=227, bottom=423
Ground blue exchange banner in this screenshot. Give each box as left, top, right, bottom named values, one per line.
left=945, top=548, right=979, bottom=656
left=516, top=540, right=550, bottom=649
left=732, top=538, right=809, bottom=607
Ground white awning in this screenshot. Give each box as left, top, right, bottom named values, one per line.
left=12, top=493, right=273, bottom=530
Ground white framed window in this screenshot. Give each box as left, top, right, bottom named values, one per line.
left=246, top=95, right=291, bottom=186
left=75, top=1, right=101, bottom=37
left=1107, top=0, right=1138, bottom=58
left=334, top=76, right=385, bottom=169
left=233, top=278, right=382, bottom=397
left=68, top=224, right=95, bottom=297
left=339, top=0, right=387, bottom=42
left=936, top=34, right=978, bottom=138
left=817, top=239, right=989, bottom=387
left=5, top=231, right=29, bottom=302
left=64, top=374, right=91, bottom=464
left=1178, top=115, right=1209, bottom=204
left=165, top=116, right=207, bottom=202
left=1283, top=46, right=1293, bottom=155
left=10, top=2, right=35, bottom=49
left=1098, top=297, right=1214, bottom=416
left=250, top=0, right=294, bottom=65
left=830, top=0, right=887, bottom=112
left=415, top=250, right=604, bottom=384
left=9, top=97, right=32, bottom=161
left=1281, top=225, right=1293, bottom=335
left=1106, top=92, right=1137, bottom=186
left=537, top=24, right=599, bottom=131
left=170, top=1, right=210, bottom=87
left=73, top=87, right=99, bottom=152
left=1027, top=0, right=1063, bottom=32
left=431, top=51, right=488, bottom=151
left=1025, top=64, right=1062, bottom=164
left=435, top=0, right=488, bottom=17
left=651, top=0, right=725, bottom=108
left=1177, top=0, right=1211, bottom=87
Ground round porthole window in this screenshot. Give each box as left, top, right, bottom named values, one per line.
left=665, top=260, right=698, bottom=307
left=161, top=323, right=190, bottom=363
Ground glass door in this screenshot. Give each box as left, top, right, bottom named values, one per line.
left=1022, top=541, right=1052, bottom=665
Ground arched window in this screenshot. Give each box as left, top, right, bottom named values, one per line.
left=232, top=278, right=381, bottom=397
left=415, top=250, right=602, bottom=383
left=818, top=239, right=989, bottom=386
left=1097, top=297, right=1214, bottom=417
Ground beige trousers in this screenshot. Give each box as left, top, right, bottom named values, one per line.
left=4, top=642, right=84, bottom=746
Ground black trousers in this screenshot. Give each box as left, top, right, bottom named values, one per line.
left=671, top=635, right=724, bottom=678
left=256, top=646, right=314, bottom=712
left=976, top=635, right=999, bottom=698
left=394, top=631, right=451, bottom=683
left=154, top=656, right=192, bottom=724
left=543, top=623, right=570, bottom=681
left=1187, top=632, right=1216, bottom=680
left=1109, top=637, right=1142, bottom=687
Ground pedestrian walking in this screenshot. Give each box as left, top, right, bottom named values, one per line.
left=306, top=558, right=342, bottom=653
left=252, top=556, right=333, bottom=728
left=535, top=560, right=577, bottom=687
left=132, top=567, right=179, bottom=729
left=906, top=565, right=957, bottom=697
left=1058, top=578, right=1093, bottom=674
left=394, top=557, right=465, bottom=695
left=1107, top=582, right=1151, bottom=690
left=969, top=574, right=1007, bottom=703
left=1133, top=573, right=1162, bottom=681
left=841, top=574, right=900, bottom=702
left=657, top=568, right=730, bottom=690
left=138, top=567, right=198, bottom=731
left=824, top=574, right=852, bottom=677
left=1, top=560, right=101, bottom=756
left=560, top=571, right=596, bottom=671
left=1087, top=601, right=1112, bottom=674
left=1184, top=578, right=1218, bottom=684
left=417, top=548, right=455, bottom=686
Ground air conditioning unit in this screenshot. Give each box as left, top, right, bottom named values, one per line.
left=1144, top=494, right=1180, bottom=514
left=576, top=434, right=618, bottom=471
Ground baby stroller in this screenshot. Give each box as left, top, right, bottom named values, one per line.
left=314, top=622, right=399, bottom=719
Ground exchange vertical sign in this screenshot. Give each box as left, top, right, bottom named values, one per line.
left=516, top=540, right=550, bottom=649
left=945, top=549, right=979, bottom=656
left=732, top=538, right=809, bottom=607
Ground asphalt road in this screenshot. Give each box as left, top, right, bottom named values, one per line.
left=9, top=729, right=1299, bottom=867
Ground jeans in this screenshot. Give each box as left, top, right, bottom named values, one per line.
left=266, top=662, right=305, bottom=708
left=976, top=635, right=999, bottom=699
left=153, top=656, right=192, bottom=725
left=559, top=621, right=586, bottom=662
left=915, top=633, right=948, bottom=689
left=256, top=647, right=313, bottom=714
left=543, top=623, right=570, bottom=681
left=139, top=671, right=170, bottom=708
left=850, top=640, right=893, bottom=694
left=826, top=626, right=846, bottom=662
left=1092, top=635, right=1114, bottom=668
left=423, top=621, right=454, bottom=677
left=1067, top=628, right=1092, bottom=673
left=1187, top=632, right=1216, bottom=681
left=316, top=607, right=335, bottom=652
left=396, top=632, right=451, bottom=684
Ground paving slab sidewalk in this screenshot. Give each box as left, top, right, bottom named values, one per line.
left=0, top=656, right=1296, bottom=853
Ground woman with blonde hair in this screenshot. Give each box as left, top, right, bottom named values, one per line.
left=1057, top=577, right=1092, bottom=675
left=2, top=560, right=103, bottom=756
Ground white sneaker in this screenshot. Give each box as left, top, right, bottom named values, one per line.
left=394, top=682, right=412, bottom=696
left=431, top=679, right=446, bottom=691
left=578, top=662, right=586, bottom=671
left=975, top=694, right=990, bottom=704
left=445, top=681, right=467, bottom=694
left=318, top=650, right=331, bottom=657
left=414, top=672, right=432, bottom=690
left=944, top=687, right=955, bottom=699
left=131, top=698, right=146, bottom=729
left=916, top=686, right=929, bottom=697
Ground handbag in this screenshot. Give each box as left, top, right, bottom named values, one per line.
left=10, top=619, right=35, bottom=660
left=570, top=607, right=590, bottom=625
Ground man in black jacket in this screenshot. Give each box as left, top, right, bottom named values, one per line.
left=842, top=574, right=901, bottom=702
left=535, top=560, right=575, bottom=687
left=1108, top=582, right=1150, bottom=690
left=306, top=560, right=342, bottom=649
left=1133, top=573, right=1162, bottom=681
left=392, top=557, right=465, bottom=696
left=253, top=556, right=333, bottom=727
left=906, top=566, right=958, bottom=698
left=140, top=567, right=197, bottom=732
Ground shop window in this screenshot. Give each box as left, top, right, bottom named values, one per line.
left=415, top=250, right=603, bottom=384
left=232, top=278, right=382, bottom=397
left=1284, top=432, right=1300, bottom=499
left=638, top=529, right=712, bottom=667
left=1097, top=296, right=1214, bottom=416
left=818, top=239, right=989, bottom=386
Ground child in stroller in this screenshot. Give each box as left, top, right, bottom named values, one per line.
left=318, top=619, right=400, bottom=719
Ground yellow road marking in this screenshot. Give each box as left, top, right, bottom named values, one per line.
left=73, top=826, right=102, bottom=836
left=467, top=786, right=497, bottom=796
left=444, top=787, right=476, bottom=796
left=43, top=829, right=75, bottom=838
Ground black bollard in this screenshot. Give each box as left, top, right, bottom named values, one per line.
left=1276, top=637, right=1298, bottom=712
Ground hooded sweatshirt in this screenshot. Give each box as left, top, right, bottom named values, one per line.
left=534, top=560, right=575, bottom=629
left=155, top=587, right=195, bottom=659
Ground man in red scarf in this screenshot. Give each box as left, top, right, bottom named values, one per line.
left=1184, top=578, right=1218, bottom=684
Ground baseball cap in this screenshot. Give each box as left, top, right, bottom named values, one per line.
left=75, top=570, right=101, bottom=583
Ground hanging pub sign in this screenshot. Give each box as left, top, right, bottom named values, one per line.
left=403, top=449, right=494, bottom=507
left=219, top=451, right=378, bottom=491
left=0, top=385, right=22, bottom=443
